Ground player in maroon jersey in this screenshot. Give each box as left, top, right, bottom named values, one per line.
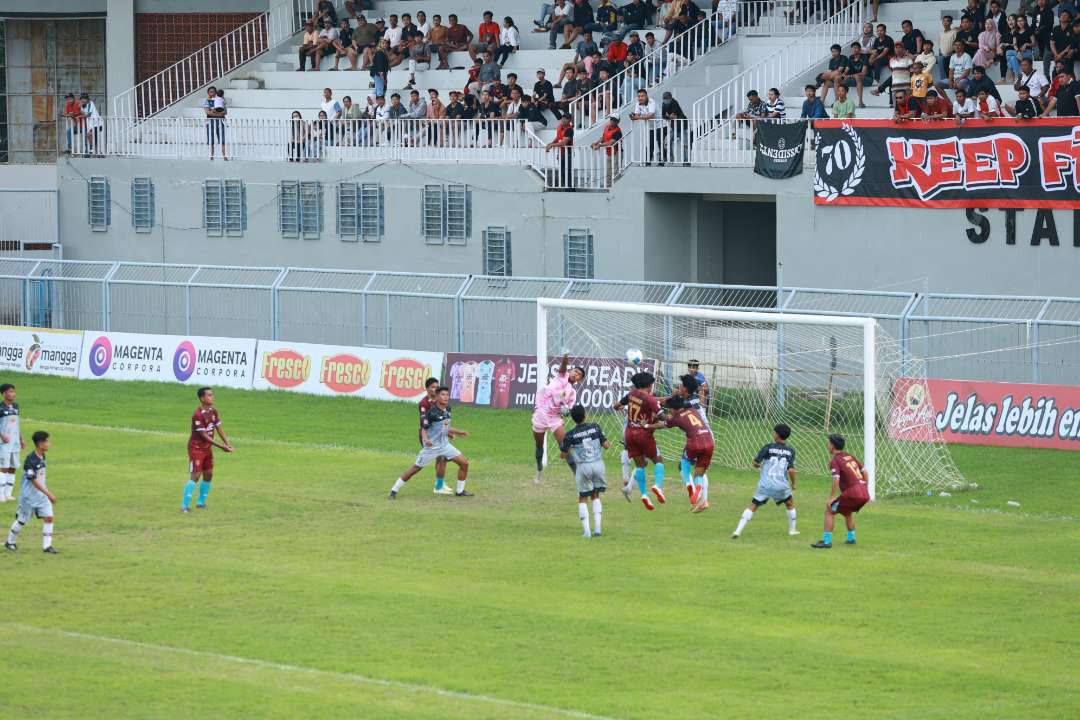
left=182, top=387, right=233, bottom=513
left=420, top=377, right=452, bottom=495
left=614, top=371, right=666, bottom=510
left=811, top=434, right=871, bottom=549
left=650, top=375, right=714, bottom=513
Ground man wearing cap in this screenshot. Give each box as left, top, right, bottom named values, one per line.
left=545, top=114, right=575, bottom=189
left=298, top=20, right=319, bottom=71
left=662, top=91, right=689, bottom=162
left=591, top=115, right=622, bottom=185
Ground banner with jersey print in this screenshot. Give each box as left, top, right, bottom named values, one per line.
left=445, top=354, right=657, bottom=411
left=813, top=118, right=1080, bottom=208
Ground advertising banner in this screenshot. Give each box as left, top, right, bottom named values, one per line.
left=0, top=326, right=82, bottom=377
left=889, top=377, right=1080, bottom=450
left=252, top=340, right=444, bottom=402
left=813, top=118, right=1080, bottom=208
left=444, top=354, right=658, bottom=411
left=78, top=331, right=257, bottom=388
left=754, top=120, right=806, bottom=179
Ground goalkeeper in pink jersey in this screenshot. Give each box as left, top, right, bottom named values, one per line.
left=532, top=353, right=585, bottom=484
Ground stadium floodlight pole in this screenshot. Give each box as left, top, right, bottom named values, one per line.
left=536, top=297, right=878, bottom=500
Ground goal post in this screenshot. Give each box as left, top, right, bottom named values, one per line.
left=537, top=297, right=966, bottom=500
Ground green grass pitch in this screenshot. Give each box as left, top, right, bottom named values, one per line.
left=0, top=375, right=1077, bottom=719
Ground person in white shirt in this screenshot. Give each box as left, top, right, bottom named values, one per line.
left=946, top=39, right=973, bottom=92
left=713, top=0, right=738, bottom=41
left=415, top=10, right=430, bottom=37
left=765, top=87, right=786, bottom=118
left=495, top=16, right=521, bottom=66
left=974, top=89, right=1002, bottom=118
left=320, top=87, right=343, bottom=144
left=952, top=88, right=976, bottom=119
left=1014, top=57, right=1049, bottom=99
left=78, top=93, right=103, bottom=156
left=383, top=14, right=404, bottom=49
left=310, top=18, right=339, bottom=71
left=629, top=88, right=668, bottom=165
left=201, top=86, right=227, bottom=159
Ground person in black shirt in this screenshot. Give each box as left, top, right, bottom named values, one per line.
left=868, top=23, right=895, bottom=82
left=817, top=43, right=849, bottom=105
left=960, top=0, right=985, bottom=32
left=988, top=1, right=1008, bottom=35
left=533, top=68, right=557, bottom=117
left=1031, top=0, right=1056, bottom=73
left=967, top=65, right=1003, bottom=101
left=899, top=19, right=925, bottom=54
left=1043, top=68, right=1080, bottom=114
left=1005, top=85, right=1044, bottom=117
left=1051, top=11, right=1077, bottom=74
left=445, top=91, right=465, bottom=118
left=955, top=17, right=979, bottom=58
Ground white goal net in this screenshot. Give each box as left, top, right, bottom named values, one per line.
left=538, top=298, right=966, bottom=498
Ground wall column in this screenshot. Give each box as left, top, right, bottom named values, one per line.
left=106, top=0, right=136, bottom=113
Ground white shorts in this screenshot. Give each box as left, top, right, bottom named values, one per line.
left=0, top=451, right=18, bottom=469
left=414, top=443, right=461, bottom=468
left=753, top=479, right=793, bottom=505
left=16, top=491, right=52, bottom=522
left=531, top=410, right=564, bottom=434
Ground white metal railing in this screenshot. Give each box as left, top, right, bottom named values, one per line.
left=112, top=0, right=315, bottom=120
left=690, top=0, right=862, bottom=165
left=735, top=0, right=861, bottom=36
left=568, top=16, right=721, bottom=133
left=68, top=117, right=544, bottom=163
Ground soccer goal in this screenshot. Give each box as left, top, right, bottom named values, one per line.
left=537, top=297, right=966, bottom=499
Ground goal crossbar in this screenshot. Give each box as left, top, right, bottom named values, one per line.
left=536, top=297, right=878, bottom=499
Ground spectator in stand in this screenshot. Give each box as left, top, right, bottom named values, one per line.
left=914, top=39, right=937, bottom=79
left=975, top=88, right=1004, bottom=117
left=310, top=110, right=328, bottom=158
left=974, top=18, right=1002, bottom=74
left=923, top=88, right=953, bottom=119
left=536, top=0, right=570, bottom=35
left=333, top=19, right=357, bottom=71
left=764, top=87, right=785, bottom=118
left=967, top=65, right=1003, bottom=101
left=817, top=43, right=848, bottom=105
left=310, top=17, right=339, bottom=71
left=1043, top=67, right=1080, bottom=114
left=831, top=83, right=855, bottom=118
left=1050, top=11, right=1076, bottom=74
left=867, top=23, right=895, bottom=83
left=382, top=14, right=404, bottom=52
left=341, top=95, right=363, bottom=145
left=534, top=68, right=557, bottom=115
left=1015, top=55, right=1050, bottom=98
left=298, top=21, right=319, bottom=71
left=445, top=15, right=474, bottom=65
left=663, top=91, right=689, bottom=163
left=289, top=111, right=308, bottom=161
left=588, top=0, right=619, bottom=41
left=614, top=0, right=649, bottom=41
left=369, top=39, right=391, bottom=97
left=1005, top=84, right=1044, bottom=116
left=416, top=11, right=430, bottom=37
left=473, top=11, right=502, bottom=61
left=387, top=92, right=408, bottom=119
left=872, top=42, right=912, bottom=101
left=427, top=15, right=450, bottom=69
left=801, top=84, right=828, bottom=119
left=999, top=15, right=1018, bottom=81
left=344, top=0, right=369, bottom=22
left=629, top=88, right=666, bottom=165
left=202, top=86, right=227, bottom=160
left=938, top=15, right=958, bottom=83
left=1007, top=14, right=1035, bottom=79
left=469, top=50, right=502, bottom=95
left=846, top=41, right=868, bottom=107
left=495, top=16, right=521, bottom=66
left=553, top=67, right=581, bottom=117
left=626, top=31, right=645, bottom=64
left=1032, top=0, right=1056, bottom=74
left=591, top=115, right=622, bottom=185
left=735, top=89, right=767, bottom=124
left=1071, top=18, right=1080, bottom=69
left=607, top=33, right=629, bottom=73
left=661, top=0, right=695, bottom=45
left=522, top=92, right=548, bottom=129
left=988, top=1, right=1008, bottom=34
left=899, top=19, right=925, bottom=54
left=909, top=60, right=932, bottom=109
left=563, top=0, right=595, bottom=48
left=315, top=0, right=338, bottom=28
left=61, top=93, right=82, bottom=154
left=504, top=85, right=525, bottom=119
left=712, top=0, right=737, bottom=42
left=560, top=31, right=597, bottom=79
left=892, top=88, right=923, bottom=121
left=961, top=0, right=985, bottom=31
left=405, top=35, right=431, bottom=88
left=545, top=115, right=575, bottom=189
left=320, top=87, right=342, bottom=144
left=856, top=23, right=874, bottom=61
left=406, top=88, right=427, bottom=137
left=952, top=87, right=976, bottom=120
left=946, top=39, right=974, bottom=92
left=548, top=0, right=575, bottom=49
left=351, top=16, right=379, bottom=68
left=954, top=17, right=978, bottom=60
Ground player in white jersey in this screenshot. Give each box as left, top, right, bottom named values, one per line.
left=531, top=353, right=584, bottom=484
left=0, top=383, right=24, bottom=502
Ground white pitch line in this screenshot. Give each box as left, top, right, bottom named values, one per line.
left=3, top=623, right=617, bottom=720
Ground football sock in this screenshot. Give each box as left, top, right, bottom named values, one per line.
left=679, top=458, right=692, bottom=484
left=434, top=476, right=445, bottom=490
left=391, top=478, right=406, bottom=494
left=197, top=481, right=211, bottom=505
left=578, top=503, right=590, bottom=535
left=634, top=467, right=647, bottom=496
left=734, top=508, right=753, bottom=536
left=456, top=480, right=466, bottom=494
left=534, top=445, right=544, bottom=471
left=182, top=479, right=196, bottom=509
left=700, top=476, right=709, bottom=502
left=653, top=462, right=665, bottom=488
left=592, top=498, right=602, bottom=533
left=620, top=451, right=631, bottom=481
left=7, top=519, right=22, bottom=545
left=823, top=531, right=833, bottom=545
left=42, top=522, right=53, bottom=550
left=847, top=530, right=856, bottom=542
left=787, top=508, right=797, bottom=532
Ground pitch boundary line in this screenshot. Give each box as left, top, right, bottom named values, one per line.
left=2, top=622, right=617, bottom=720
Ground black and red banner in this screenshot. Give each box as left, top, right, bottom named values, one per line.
left=813, top=118, right=1080, bottom=208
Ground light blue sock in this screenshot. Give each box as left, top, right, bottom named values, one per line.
left=823, top=531, right=833, bottom=545
left=434, top=476, right=445, bottom=490
left=654, top=462, right=665, bottom=488
left=679, top=458, right=692, bottom=484
left=634, top=467, right=647, bottom=495
left=182, top=480, right=196, bottom=509
left=847, top=530, right=855, bottom=542
left=197, top=481, right=211, bottom=505
left=693, top=474, right=703, bottom=487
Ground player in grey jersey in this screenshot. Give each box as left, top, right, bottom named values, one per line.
left=0, top=383, right=24, bottom=502
left=390, top=386, right=473, bottom=499
left=560, top=405, right=611, bottom=538
left=5, top=431, right=58, bottom=553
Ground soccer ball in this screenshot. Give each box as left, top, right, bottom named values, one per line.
left=625, top=348, right=644, bottom=366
